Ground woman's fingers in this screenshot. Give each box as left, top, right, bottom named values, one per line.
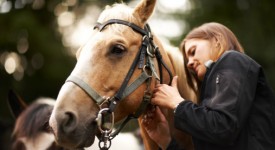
left=142, top=107, right=156, bottom=125
left=171, top=76, right=178, bottom=87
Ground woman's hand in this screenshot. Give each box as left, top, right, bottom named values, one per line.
left=152, top=76, right=184, bottom=109
left=142, top=106, right=171, bottom=149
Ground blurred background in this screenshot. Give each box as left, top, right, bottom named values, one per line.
left=1, top=0, right=275, bottom=149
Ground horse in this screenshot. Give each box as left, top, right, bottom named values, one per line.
left=49, top=0, right=197, bottom=150
left=8, top=90, right=143, bottom=150
left=7, top=90, right=66, bottom=150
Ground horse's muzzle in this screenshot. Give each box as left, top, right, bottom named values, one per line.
left=49, top=110, right=98, bottom=148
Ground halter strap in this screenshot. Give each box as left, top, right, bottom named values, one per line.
left=66, top=71, right=151, bottom=105
left=108, top=37, right=148, bottom=111
left=94, top=19, right=147, bottom=35
left=66, top=76, right=104, bottom=104
left=94, top=19, right=173, bottom=112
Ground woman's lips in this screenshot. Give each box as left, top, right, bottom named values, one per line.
left=194, top=66, right=198, bottom=75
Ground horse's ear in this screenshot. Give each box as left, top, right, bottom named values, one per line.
left=133, top=0, right=157, bottom=24
left=8, top=90, right=27, bottom=119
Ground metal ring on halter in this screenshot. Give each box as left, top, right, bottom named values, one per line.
left=99, top=96, right=110, bottom=108
left=147, top=46, right=155, bottom=58
left=143, top=65, right=153, bottom=78
left=99, top=140, right=111, bottom=150
left=96, top=108, right=115, bottom=133
left=142, top=35, right=148, bottom=41
left=142, top=35, right=155, bottom=58
left=99, top=137, right=111, bottom=150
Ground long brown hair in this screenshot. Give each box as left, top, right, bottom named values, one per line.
left=180, top=22, right=244, bottom=97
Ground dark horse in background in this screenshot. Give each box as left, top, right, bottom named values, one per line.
left=7, top=90, right=142, bottom=150
left=7, top=90, right=66, bottom=150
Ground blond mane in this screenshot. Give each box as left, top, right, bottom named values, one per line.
left=97, top=4, right=137, bottom=34
left=164, top=44, right=197, bottom=103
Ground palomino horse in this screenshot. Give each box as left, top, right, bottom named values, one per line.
left=49, top=0, right=196, bottom=149
left=7, top=90, right=66, bottom=150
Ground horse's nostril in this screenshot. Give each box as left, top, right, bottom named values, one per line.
left=64, top=112, right=74, bottom=126
left=61, top=112, right=77, bottom=133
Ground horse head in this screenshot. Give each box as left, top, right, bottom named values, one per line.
left=8, top=90, right=63, bottom=150
left=49, top=0, right=194, bottom=149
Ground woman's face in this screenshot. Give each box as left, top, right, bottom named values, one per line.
left=184, top=38, right=214, bottom=81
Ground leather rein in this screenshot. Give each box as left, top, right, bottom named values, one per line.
left=66, top=19, right=173, bottom=150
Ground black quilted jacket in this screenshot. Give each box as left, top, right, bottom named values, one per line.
left=168, top=50, right=275, bottom=150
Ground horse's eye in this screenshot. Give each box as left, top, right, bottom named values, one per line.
left=110, top=44, right=125, bottom=55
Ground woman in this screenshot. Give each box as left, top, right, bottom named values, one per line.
left=143, top=22, right=275, bottom=150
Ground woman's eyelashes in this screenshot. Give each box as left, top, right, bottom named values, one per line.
left=190, top=47, right=196, bottom=56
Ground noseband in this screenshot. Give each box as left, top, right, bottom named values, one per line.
left=66, top=19, right=173, bottom=150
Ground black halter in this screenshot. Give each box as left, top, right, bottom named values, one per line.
left=67, top=19, right=173, bottom=150
left=94, top=19, right=173, bottom=112
left=94, top=19, right=147, bottom=35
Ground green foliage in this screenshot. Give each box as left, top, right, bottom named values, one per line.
left=0, top=0, right=132, bottom=132
left=0, top=2, right=73, bottom=121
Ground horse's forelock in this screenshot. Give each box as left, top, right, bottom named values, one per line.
left=13, top=102, right=54, bottom=140
left=97, top=3, right=140, bottom=35
left=99, top=4, right=135, bottom=22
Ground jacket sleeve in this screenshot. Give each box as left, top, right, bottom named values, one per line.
left=174, top=51, right=260, bottom=145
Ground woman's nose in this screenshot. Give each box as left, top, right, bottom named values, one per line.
left=187, top=59, right=194, bottom=69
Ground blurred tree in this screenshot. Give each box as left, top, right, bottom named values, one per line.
left=0, top=2, right=78, bottom=148
left=0, top=0, right=133, bottom=120
left=0, top=1, right=72, bottom=120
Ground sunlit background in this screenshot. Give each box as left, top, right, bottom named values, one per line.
left=0, top=0, right=190, bottom=81
left=53, top=0, right=191, bottom=55
left=1, top=0, right=275, bottom=149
